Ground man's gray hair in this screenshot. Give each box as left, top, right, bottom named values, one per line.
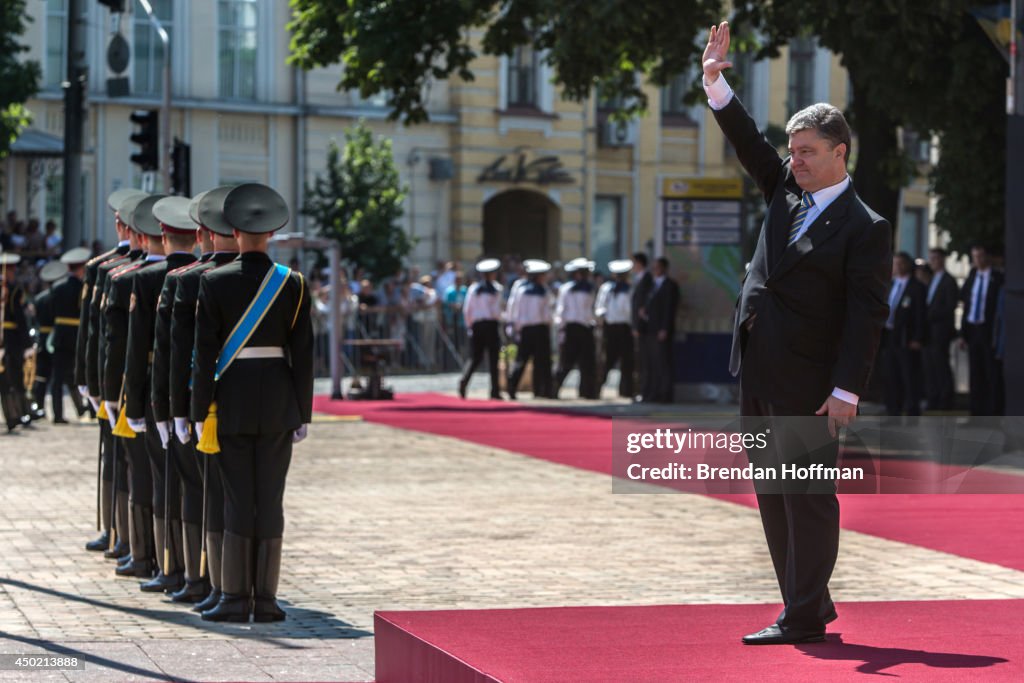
left=785, top=103, right=852, bottom=163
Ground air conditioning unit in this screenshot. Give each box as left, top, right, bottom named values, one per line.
left=599, top=119, right=637, bottom=148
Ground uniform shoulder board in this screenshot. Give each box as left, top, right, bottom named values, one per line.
left=168, top=260, right=203, bottom=277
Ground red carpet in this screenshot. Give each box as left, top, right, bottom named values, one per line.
left=316, top=393, right=1024, bottom=571
left=375, top=600, right=1024, bottom=682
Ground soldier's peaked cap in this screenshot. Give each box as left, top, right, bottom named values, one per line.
left=117, top=193, right=149, bottom=231
left=60, top=247, right=92, bottom=265
left=131, top=194, right=169, bottom=237
left=153, top=196, right=198, bottom=234
left=107, top=188, right=146, bottom=212
left=40, top=260, right=68, bottom=282
left=222, top=183, right=289, bottom=234
left=188, top=190, right=209, bottom=225
left=197, top=186, right=237, bottom=236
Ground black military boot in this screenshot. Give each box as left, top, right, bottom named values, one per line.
left=85, top=479, right=113, bottom=551
left=252, top=537, right=286, bottom=623
left=116, top=504, right=155, bottom=578
left=171, top=522, right=208, bottom=603
left=201, top=532, right=252, bottom=623
left=141, top=517, right=184, bottom=592
left=105, top=492, right=131, bottom=559
left=192, top=531, right=222, bottom=613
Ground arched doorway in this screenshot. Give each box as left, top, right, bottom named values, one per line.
left=482, top=189, right=560, bottom=261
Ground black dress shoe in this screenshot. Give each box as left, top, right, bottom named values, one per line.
left=170, top=579, right=209, bottom=604
left=192, top=588, right=221, bottom=613
left=742, top=624, right=825, bottom=645
left=85, top=531, right=110, bottom=552
left=252, top=596, right=287, bottom=623
left=140, top=571, right=184, bottom=593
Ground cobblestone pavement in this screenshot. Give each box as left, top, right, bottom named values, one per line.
left=2, top=409, right=1023, bottom=681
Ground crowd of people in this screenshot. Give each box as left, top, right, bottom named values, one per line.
left=882, top=244, right=1006, bottom=417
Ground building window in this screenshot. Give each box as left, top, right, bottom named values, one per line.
left=45, top=0, right=87, bottom=89
left=507, top=46, right=538, bottom=108
left=903, top=130, right=931, bottom=163
left=787, top=36, right=816, bottom=116
left=219, top=0, right=259, bottom=100
left=660, top=73, right=697, bottom=127
left=592, top=196, right=622, bottom=271
left=133, top=0, right=173, bottom=96
left=899, top=207, right=927, bottom=257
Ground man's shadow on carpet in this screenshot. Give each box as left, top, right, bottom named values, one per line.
left=798, top=635, right=1010, bottom=677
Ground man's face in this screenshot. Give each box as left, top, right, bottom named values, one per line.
left=653, top=261, right=666, bottom=277
left=893, top=256, right=910, bottom=277
left=788, top=129, right=846, bottom=193
left=971, top=247, right=990, bottom=270
left=928, top=251, right=944, bottom=272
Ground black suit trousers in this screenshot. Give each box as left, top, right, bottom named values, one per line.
left=964, top=322, right=1002, bottom=416
left=508, top=324, right=552, bottom=398
left=601, top=323, right=634, bottom=397
left=881, top=330, right=923, bottom=416
left=461, top=320, right=500, bottom=396
left=640, top=333, right=673, bottom=402
left=923, top=333, right=954, bottom=410
left=740, top=393, right=839, bottom=632
left=218, top=431, right=292, bottom=539
left=555, top=323, right=597, bottom=399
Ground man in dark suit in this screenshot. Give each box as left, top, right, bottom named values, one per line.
left=639, top=257, right=680, bottom=403
left=923, top=248, right=958, bottom=410
left=630, top=252, right=653, bottom=400
left=704, top=22, right=891, bottom=645
left=960, top=244, right=1004, bottom=416
left=882, top=252, right=927, bottom=416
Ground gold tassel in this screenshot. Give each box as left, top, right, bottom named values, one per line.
left=164, top=547, right=170, bottom=573
left=197, top=402, right=220, bottom=454
left=97, top=401, right=109, bottom=421
left=112, top=405, right=136, bottom=438
left=199, top=549, right=207, bottom=578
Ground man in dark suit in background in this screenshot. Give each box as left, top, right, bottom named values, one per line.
left=704, top=21, right=891, bottom=645
left=639, top=257, right=679, bottom=403
left=960, top=244, right=1004, bottom=416
left=882, top=252, right=927, bottom=416
left=630, top=252, right=653, bottom=401
left=923, top=248, right=958, bottom=410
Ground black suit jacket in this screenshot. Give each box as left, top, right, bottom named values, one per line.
left=87, top=248, right=136, bottom=397
left=959, top=268, right=1003, bottom=340
left=191, top=252, right=313, bottom=435
left=645, top=277, right=680, bottom=337
left=715, top=96, right=891, bottom=411
left=50, top=274, right=83, bottom=353
left=75, top=247, right=120, bottom=386
left=890, top=277, right=927, bottom=348
left=926, top=271, right=957, bottom=345
left=631, top=271, right=653, bottom=332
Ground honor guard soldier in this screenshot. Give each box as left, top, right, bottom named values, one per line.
left=49, top=248, right=91, bottom=423
left=458, top=258, right=503, bottom=399
left=150, top=192, right=208, bottom=602
left=505, top=259, right=554, bottom=400
left=104, top=193, right=165, bottom=580
left=554, top=258, right=599, bottom=399
left=81, top=189, right=144, bottom=554
left=596, top=259, right=636, bottom=398
left=171, top=186, right=240, bottom=613
left=1, top=253, right=31, bottom=432
left=191, top=183, right=312, bottom=623
left=30, top=260, right=69, bottom=420
left=123, top=196, right=199, bottom=594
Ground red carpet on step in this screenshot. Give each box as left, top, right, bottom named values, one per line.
left=375, top=600, right=1024, bottom=682
left=315, top=394, right=1024, bottom=571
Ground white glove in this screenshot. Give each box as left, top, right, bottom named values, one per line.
left=156, top=421, right=170, bottom=448
left=127, top=417, right=146, bottom=433
left=78, top=385, right=89, bottom=398
left=87, top=396, right=99, bottom=413
left=292, top=424, right=309, bottom=444
left=104, top=402, right=118, bottom=429
left=174, top=417, right=191, bottom=445
left=195, top=421, right=204, bottom=443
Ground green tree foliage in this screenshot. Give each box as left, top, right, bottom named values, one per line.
left=0, top=0, right=40, bottom=159
left=301, top=121, right=413, bottom=280
left=289, top=0, right=1008, bottom=252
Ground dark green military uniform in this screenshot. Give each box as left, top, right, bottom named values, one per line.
left=1, top=254, right=30, bottom=432
left=192, top=183, right=313, bottom=623
left=48, top=249, right=90, bottom=423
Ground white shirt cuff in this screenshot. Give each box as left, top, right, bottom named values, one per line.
left=703, top=74, right=735, bottom=111
left=831, top=387, right=859, bottom=406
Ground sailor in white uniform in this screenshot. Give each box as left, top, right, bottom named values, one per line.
left=596, top=258, right=635, bottom=398
left=458, top=258, right=504, bottom=399
left=553, top=257, right=598, bottom=399
left=505, top=259, right=554, bottom=399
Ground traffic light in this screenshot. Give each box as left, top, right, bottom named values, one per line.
left=129, top=109, right=159, bottom=171
left=171, top=138, right=191, bottom=196
left=97, top=0, right=126, bottom=12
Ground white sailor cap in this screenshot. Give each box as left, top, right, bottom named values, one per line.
left=608, top=259, right=633, bottom=274
left=475, top=258, right=501, bottom=273
left=523, top=259, right=551, bottom=274
left=564, top=257, right=594, bottom=273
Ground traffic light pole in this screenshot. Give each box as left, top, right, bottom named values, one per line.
left=61, top=0, right=86, bottom=249
left=138, top=0, right=171, bottom=192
